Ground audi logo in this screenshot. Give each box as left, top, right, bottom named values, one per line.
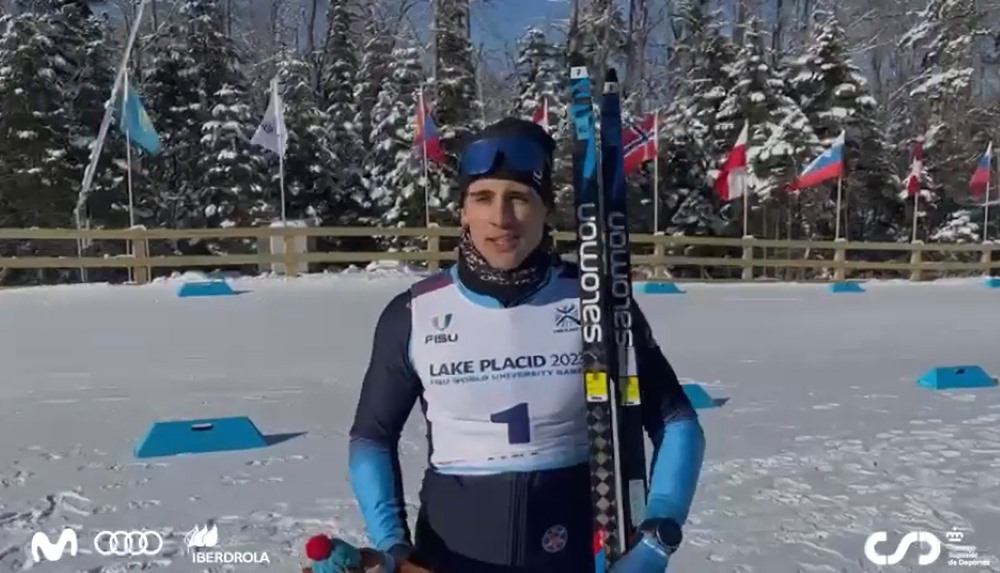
left=93, top=531, right=164, bottom=556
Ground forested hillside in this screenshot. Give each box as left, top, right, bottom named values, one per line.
left=0, top=0, right=998, bottom=282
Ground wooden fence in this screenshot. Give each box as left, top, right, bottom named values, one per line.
left=0, top=226, right=998, bottom=284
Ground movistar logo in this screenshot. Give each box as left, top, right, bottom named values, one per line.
left=31, top=529, right=78, bottom=562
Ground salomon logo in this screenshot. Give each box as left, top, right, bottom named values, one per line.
left=576, top=203, right=602, bottom=343
left=31, top=529, right=78, bottom=562
left=607, top=212, right=632, bottom=347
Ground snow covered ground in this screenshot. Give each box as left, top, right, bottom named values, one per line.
left=1, top=274, right=998, bottom=573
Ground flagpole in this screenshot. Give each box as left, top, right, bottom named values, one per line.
left=983, top=141, right=993, bottom=243
left=124, top=70, right=135, bottom=229
left=743, top=192, right=750, bottom=238
left=834, top=174, right=843, bottom=240
left=420, top=90, right=431, bottom=228
left=912, top=185, right=919, bottom=243
left=984, top=170, right=991, bottom=244
left=652, top=109, right=659, bottom=234
left=274, top=78, right=286, bottom=224
left=73, top=0, right=148, bottom=266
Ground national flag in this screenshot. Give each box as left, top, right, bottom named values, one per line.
left=715, top=121, right=749, bottom=202
left=251, top=77, right=287, bottom=156
left=790, top=131, right=845, bottom=191
left=969, top=142, right=991, bottom=199
left=623, top=112, right=657, bottom=175
left=532, top=97, right=549, bottom=131
left=413, top=91, right=445, bottom=164
left=116, top=79, right=160, bottom=155
left=904, top=138, right=923, bottom=197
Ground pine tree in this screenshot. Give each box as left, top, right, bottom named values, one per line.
left=571, top=0, right=627, bottom=76
left=899, top=0, right=986, bottom=198
left=656, top=116, right=724, bottom=238
left=142, top=22, right=204, bottom=230
left=74, top=8, right=133, bottom=229
left=670, top=2, right=737, bottom=157
left=787, top=13, right=901, bottom=241
left=273, top=55, right=340, bottom=224
left=511, top=26, right=574, bottom=226
left=187, top=0, right=267, bottom=234
left=321, top=0, right=363, bottom=191
left=717, top=20, right=820, bottom=207
left=433, top=0, right=481, bottom=148
left=354, top=6, right=393, bottom=152
left=512, top=27, right=562, bottom=122
left=367, top=43, right=438, bottom=231
left=0, top=14, right=77, bottom=228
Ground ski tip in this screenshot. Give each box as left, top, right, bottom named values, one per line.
left=569, top=52, right=587, bottom=68
left=605, top=68, right=619, bottom=83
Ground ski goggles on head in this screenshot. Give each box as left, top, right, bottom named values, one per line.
left=458, top=136, right=550, bottom=178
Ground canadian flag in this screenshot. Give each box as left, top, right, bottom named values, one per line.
left=532, top=97, right=549, bottom=131
left=715, top=121, right=749, bottom=201
left=904, top=138, right=923, bottom=197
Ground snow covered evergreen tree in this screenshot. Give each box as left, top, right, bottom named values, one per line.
left=787, top=12, right=901, bottom=241
left=188, top=0, right=266, bottom=235
left=899, top=0, right=986, bottom=197
left=321, top=0, right=363, bottom=190
left=433, top=0, right=480, bottom=149
left=273, top=55, right=340, bottom=224
left=669, top=2, right=737, bottom=157
left=0, top=14, right=77, bottom=228
left=511, top=26, right=574, bottom=226
left=716, top=19, right=820, bottom=225
left=367, top=42, right=443, bottom=232
left=70, top=4, right=132, bottom=228
left=656, top=116, right=724, bottom=237
left=512, top=27, right=562, bottom=123
left=571, top=0, right=627, bottom=77
left=142, top=22, right=204, bottom=230
left=354, top=6, right=393, bottom=152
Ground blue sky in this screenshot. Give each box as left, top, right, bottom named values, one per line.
left=470, top=0, right=571, bottom=50
left=404, top=0, right=574, bottom=68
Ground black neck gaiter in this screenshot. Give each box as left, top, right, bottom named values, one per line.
left=456, top=227, right=558, bottom=307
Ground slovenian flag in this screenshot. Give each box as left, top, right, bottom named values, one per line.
left=790, top=131, right=845, bottom=191
left=969, top=142, right=991, bottom=200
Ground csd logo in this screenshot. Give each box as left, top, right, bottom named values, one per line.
left=864, top=531, right=942, bottom=566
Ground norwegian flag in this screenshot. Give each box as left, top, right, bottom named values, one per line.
left=623, top=112, right=657, bottom=175
left=532, top=97, right=549, bottom=132
left=715, top=121, right=749, bottom=201
left=904, top=138, right=923, bottom=197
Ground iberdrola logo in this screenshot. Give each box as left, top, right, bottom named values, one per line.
left=184, top=524, right=218, bottom=548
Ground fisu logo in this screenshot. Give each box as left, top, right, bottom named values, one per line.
left=425, top=313, right=458, bottom=345
left=864, top=531, right=942, bottom=566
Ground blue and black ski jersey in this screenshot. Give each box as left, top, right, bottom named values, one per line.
left=348, top=262, right=705, bottom=573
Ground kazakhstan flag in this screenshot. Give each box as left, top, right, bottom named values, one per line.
left=117, top=85, right=160, bottom=155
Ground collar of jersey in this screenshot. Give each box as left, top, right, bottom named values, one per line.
left=450, top=264, right=559, bottom=309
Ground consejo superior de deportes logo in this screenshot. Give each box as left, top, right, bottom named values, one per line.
left=30, top=528, right=163, bottom=562
left=864, top=527, right=990, bottom=568
left=185, top=523, right=270, bottom=565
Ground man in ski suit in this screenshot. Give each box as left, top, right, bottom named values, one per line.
left=308, top=118, right=706, bottom=573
